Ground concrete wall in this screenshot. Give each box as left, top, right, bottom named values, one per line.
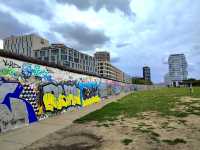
left=0, top=56, right=156, bottom=133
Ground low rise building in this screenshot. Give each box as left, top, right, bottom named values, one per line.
left=96, top=61, right=123, bottom=81
left=95, top=51, right=132, bottom=83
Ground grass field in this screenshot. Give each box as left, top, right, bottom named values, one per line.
left=75, top=87, right=200, bottom=123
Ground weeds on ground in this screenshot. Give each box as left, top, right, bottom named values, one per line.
left=121, top=138, right=133, bottom=145
left=162, top=138, right=187, bottom=145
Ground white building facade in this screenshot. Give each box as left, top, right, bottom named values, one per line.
left=167, top=54, right=188, bottom=86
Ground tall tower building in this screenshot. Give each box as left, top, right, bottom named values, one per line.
left=3, top=33, right=49, bottom=57
left=168, top=54, right=188, bottom=86
left=143, top=66, right=151, bottom=81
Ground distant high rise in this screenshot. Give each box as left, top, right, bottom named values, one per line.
left=94, top=51, right=110, bottom=62
left=3, top=34, right=49, bottom=57
left=167, top=54, right=188, bottom=86
left=143, top=66, right=151, bottom=81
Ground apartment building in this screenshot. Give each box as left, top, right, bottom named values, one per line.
left=167, top=54, right=188, bottom=86
left=3, top=34, right=49, bottom=57
left=34, top=44, right=97, bottom=74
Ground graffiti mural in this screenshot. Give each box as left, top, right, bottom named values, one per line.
left=0, top=56, right=156, bottom=133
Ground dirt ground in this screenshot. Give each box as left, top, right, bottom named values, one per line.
left=22, top=97, right=200, bottom=150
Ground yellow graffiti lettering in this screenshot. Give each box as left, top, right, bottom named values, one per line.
left=43, top=93, right=82, bottom=112
left=43, top=93, right=57, bottom=111
left=82, top=96, right=100, bottom=107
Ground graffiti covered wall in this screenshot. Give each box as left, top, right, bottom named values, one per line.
left=0, top=56, right=154, bottom=133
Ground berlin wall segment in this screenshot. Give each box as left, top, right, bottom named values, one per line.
left=0, top=56, right=136, bottom=133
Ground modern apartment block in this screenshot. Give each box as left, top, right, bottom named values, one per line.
left=167, top=54, right=188, bottom=86
left=3, top=34, right=49, bottom=57
left=34, top=44, right=97, bottom=74
left=143, top=66, right=151, bottom=81
left=94, top=51, right=110, bottom=62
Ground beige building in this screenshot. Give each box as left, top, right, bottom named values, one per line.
left=3, top=34, right=49, bottom=57
left=96, top=61, right=124, bottom=81
left=95, top=51, right=132, bottom=83
left=94, top=51, right=110, bottom=62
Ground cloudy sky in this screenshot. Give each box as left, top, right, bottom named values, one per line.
left=0, top=0, right=199, bottom=83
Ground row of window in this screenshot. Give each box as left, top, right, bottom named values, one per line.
left=40, top=48, right=94, bottom=61
left=4, top=36, right=32, bottom=45
left=35, top=51, right=96, bottom=66
left=4, top=40, right=33, bottom=54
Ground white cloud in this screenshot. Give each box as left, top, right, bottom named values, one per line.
left=52, top=4, right=104, bottom=29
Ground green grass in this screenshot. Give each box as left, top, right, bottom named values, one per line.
left=74, top=87, right=200, bottom=123
left=121, top=138, right=133, bottom=145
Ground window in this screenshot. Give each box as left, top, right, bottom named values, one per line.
left=35, top=52, right=38, bottom=57
left=51, top=56, right=55, bottom=61
left=51, top=49, right=58, bottom=55
left=74, top=58, right=79, bottom=63
left=74, top=51, right=78, bottom=57
left=41, top=39, right=45, bottom=44
left=63, top=61, right=70, bottom=67
left=44, top=57, right=48, bottom=61
left=40, top=51, right=45, bottom=56
left=61, top=49, right=65, bottom=54
left=61, top=55, right=68, bottom=60
left=69, top=56, right=73, bottom=61
left=85, top=55, right=88, bottom=60
left=81, top=54, right=84, bottom=59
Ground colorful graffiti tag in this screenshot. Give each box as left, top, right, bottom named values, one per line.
left=0, top=78, right=37, bottom=133
left=40, top=82, right=81, bottom=112
left=76, top=82, right=100, bottom=107
left=22, top=64, right=52, bottom=81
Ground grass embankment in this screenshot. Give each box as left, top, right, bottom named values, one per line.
left=74, top=87, right=200, bottom=123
